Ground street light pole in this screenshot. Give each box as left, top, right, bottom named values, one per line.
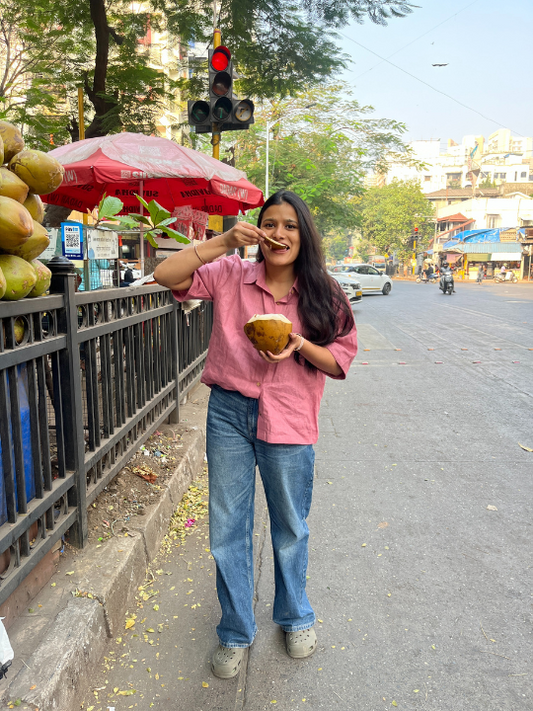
left=265, top=118, right=280, bottom=199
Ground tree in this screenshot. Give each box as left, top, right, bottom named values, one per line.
left=192, top=83, right=416, bottom=236
left=2, top=0, right=416, bottom=144
left=479, top=175, right=496, bottom=188
left=322, top=232, right=350, bottom=262
left=1, top=0, right=416, bottom=224
left=359, top=179, right=434, bottom=260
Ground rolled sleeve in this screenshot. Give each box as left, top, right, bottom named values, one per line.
left=325, top=324, right=358, bottom=380
left=172, top=254, right=240, bottom=303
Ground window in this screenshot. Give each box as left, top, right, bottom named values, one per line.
left=355, top=266, right=370, bottom=275
left=487, top=214, right=501, bottom=228
left=494, top=172, right=506, bottom=179
left=367, top=267, right=380, bottom=275
left=521, top=172, right=527, bottom=178
left=424, top=176, right=432, bottom=182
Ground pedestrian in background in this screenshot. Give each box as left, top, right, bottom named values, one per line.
left=154, top=190, right=358, bottom=679
left=476, top=264, right=484, bottom=284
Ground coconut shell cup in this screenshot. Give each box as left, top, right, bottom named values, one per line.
left=244, top=314, right=293, bottom=355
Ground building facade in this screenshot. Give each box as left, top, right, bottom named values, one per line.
left=383, top=129, right=533, bottom=194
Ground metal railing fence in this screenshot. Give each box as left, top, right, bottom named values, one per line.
left=0, top=257, right=212, bottom=606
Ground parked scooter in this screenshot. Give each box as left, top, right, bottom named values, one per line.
left=494, top=270, right=518, bottom=283
left=439, top=268, right=454, bottom=295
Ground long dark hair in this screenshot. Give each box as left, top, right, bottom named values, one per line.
left=256, top=191, right=355, bottom=369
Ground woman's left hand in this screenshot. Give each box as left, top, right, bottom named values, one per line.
left=259, top=333, right=303, bottom=364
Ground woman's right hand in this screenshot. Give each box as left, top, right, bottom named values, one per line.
left=222, top=221, right=266, bottom=250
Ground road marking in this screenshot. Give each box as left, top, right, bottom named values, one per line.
left=440, top=302, right=532, bottom=327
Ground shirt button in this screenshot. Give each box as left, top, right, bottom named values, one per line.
left=256, top=382, right=261, bottom=387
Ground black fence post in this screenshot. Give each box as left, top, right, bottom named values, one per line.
left=168, top=300, right=180, bottom=425
left=48, top=256, right=88, bottom=548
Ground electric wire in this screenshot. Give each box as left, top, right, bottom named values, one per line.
left=352, top=0, right=481, bottom=81
left=339, top=30, right=524, bottom=136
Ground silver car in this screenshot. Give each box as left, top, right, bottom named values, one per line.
left=328, top=272, right=363, bottom=304
left=330, top=263, right=393, bottom=295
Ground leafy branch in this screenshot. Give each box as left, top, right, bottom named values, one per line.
left=93, top=193, right=190, bottom=248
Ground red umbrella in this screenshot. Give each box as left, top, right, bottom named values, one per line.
left=42, top=133, right=264, bottom=215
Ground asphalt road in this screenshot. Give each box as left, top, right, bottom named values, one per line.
left=82, top=279, right=533, bottom=711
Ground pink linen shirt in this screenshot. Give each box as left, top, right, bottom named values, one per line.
left=173, top=255, right=357, bottom=444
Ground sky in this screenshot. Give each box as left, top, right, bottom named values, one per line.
left=337, top=0, right=532, bottom=148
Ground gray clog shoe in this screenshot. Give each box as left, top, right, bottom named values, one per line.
left=285, top=627, right=317, bottom=659
left=211, top=644, right=245, bottom=679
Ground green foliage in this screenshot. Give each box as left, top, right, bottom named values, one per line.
left=360, top=179, right=434, bottom=260
left=191, top=83, right=414, bottom=236
left=322, top=232, right=350, bottom=262
left=95, top=194, right=189, bottom=247
left=1, top=0, right=416, bottom=145
left=479, top=175, right=496, bottom=188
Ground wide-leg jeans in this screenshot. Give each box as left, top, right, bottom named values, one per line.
left=206, top=385, right=316, bottom=648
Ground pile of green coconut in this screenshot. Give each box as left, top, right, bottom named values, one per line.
left=0, top=121, right=65, bottom=301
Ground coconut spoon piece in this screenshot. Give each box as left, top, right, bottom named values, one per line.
left=262, top=234, right=287, bottom=250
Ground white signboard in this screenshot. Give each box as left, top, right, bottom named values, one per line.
left=154, top=236, right=188, bottom=251
left=87, top=229, right=119, bottom=259
left=40, top=228, right=60, bottom=260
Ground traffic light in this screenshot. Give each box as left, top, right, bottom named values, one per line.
left=209, top=46, right=233, bottom=126
left=188, top=99, right=211, bottom=132
left=188, top=43, right=254, bottom=134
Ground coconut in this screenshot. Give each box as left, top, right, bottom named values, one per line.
left=244, top=314, right=293, bottom=355
left=0, top=264, right=5, bottom=299
left=0, top=122, right=24, bottom=163
left=0, top=195, right=33, bottom=250
left=1, top=219, right=50, bottom=261
left=0, top=254, right=37, bottom=301
left=0, top=166, right=30, bottom=203
left=8, top=149, right=64, bottom=195
left=27, top=259, right=51, bottom=297
left=14, top=317, right=26, bottom=343
left=23, top=193, right=45, bottom=223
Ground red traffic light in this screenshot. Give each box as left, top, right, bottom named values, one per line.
left=414, top=226, right=419, bottom=232
left=211, top=46, right=231, bottom=71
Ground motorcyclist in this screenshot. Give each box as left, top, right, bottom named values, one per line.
left=439, top=263, right=455, bottom=293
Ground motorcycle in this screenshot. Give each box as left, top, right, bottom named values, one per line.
left=494, top=271, right=518, bottom=283
left=416, top=272, right=438, bottom=283
left=439, top=269, right=454, bottom=295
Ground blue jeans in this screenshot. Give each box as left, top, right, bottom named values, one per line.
left=206, top=385, right=316, bottom=648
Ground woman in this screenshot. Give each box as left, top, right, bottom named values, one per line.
left=154, top=190, right=357, bottom=679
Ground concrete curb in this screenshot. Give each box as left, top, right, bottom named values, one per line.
left=1, top=422, right=206, bottom=711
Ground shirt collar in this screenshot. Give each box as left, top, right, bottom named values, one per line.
left=243, top=260, right=299, bottom=295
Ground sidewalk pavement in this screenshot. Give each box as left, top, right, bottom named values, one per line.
left=0, top=385, right=210, bottom=711
left=75, top=298, right=531, bottom=711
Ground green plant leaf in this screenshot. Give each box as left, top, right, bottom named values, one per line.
left=157, top=217, right=178, bottom=227
left=146, top=199, right=171, bottom=226
left=136, top=196, right=150, bottom=213
left=99, top=196, right=124, bottom=220
left=127, top=213, right=152, bottom=226
left=115, top=216, right=139, bottom=228
left=160, top=226, right=189, bottom=243
left=145, top=232, right=159, bottom=248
